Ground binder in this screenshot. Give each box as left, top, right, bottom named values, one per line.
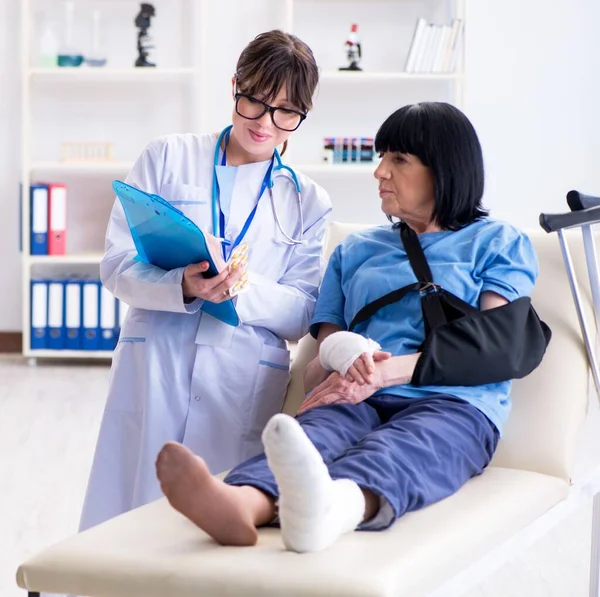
left=100, top=285, right=118, bottom=350
left=48, top=183, right=67, bottom=255
left=112, top=180, right=239, bottom=327
left=64, top=280, right=82, bottom=350
left=47, top=280, right=66, bottom=349
left=82, top=280, right=100, bottom=350
left=30, top=280, right=48, bottom=350
left=30, top=184, right=49, bottom=255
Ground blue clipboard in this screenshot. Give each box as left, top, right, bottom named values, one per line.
left=112, top=180, right=239, bottom=327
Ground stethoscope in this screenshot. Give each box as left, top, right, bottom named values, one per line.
left=212, top=125, right=305, bottom=260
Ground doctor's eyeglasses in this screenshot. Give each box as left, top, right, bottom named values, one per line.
left=235, top=93, right=307, bottom=132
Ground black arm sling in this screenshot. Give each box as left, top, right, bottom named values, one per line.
left=348, top=222, right=552, bottom=387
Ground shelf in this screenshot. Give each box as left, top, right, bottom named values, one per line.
left=26, top=253, right=104, bottom=265
left=29, top=67, right=196, bottom=80
left=320, top=71, right=463, bottom=81
left=295, top=163, right=378, bottom=174
left=31, top=162, right=379, bottom=175
left=24, top=349, right=113, bottom=360
left=30, top=161, right=134, bottom=172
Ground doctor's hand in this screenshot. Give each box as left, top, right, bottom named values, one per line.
left=181, top=261, right=244, bottom=304
left=297, top=369, right=383, bottom=416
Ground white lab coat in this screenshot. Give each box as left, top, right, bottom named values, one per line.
left=79, top=132, right=332, bottom=531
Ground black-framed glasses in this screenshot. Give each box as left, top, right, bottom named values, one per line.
left=235, top=93, right=307, bottom=132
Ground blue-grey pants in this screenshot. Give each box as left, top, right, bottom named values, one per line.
left=225, top=394, right=499, bottom=530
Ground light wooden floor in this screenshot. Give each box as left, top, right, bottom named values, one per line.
left=0, top=355, right=593, bottom=597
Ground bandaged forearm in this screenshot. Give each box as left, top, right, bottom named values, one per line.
left=411, top=297, right=551, bottom=387
left=319, top=331, right=381, bottom=376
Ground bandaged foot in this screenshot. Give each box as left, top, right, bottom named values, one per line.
left=262, top=414, right=365, bottom=553
left=156, top=442, right=258, bottom=546
left=319, top=331, right=381, bottom=376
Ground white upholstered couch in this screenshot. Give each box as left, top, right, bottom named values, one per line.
left=16, top=223, right=600, bottom=597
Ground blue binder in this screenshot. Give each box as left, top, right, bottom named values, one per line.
left=82, top=280, right=101, bottom=351
left=64, top=279, right=82, bottom=350
left=100, top=285, right=119, bottom=351
left=112, top=180, right=239, bottom=327
left=47, top=280, right=66, bottom=350
left=30, top=280, right=48, bottom=350
left=30, top=184, right=49, bottom=255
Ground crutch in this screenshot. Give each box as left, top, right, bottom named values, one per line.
left=539, top=192, right=600, bottom=396
left=540, top=190, right=600, bottom=597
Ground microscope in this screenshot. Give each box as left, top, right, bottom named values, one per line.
left=134, top=3, right=156, bottom=67
left=339, top=24, right=362, bottom=71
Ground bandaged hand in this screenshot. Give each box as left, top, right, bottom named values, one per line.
left=319, top=331, right=391, bottom=385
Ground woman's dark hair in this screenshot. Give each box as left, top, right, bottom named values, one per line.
left=374, top=102, right=488, bottom=230
left=235, top=30, right=319, bottom=113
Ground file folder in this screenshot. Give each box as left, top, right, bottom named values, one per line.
left=47, top=281, right=65, bottom=350
left=100, top=286, right=118, bottom=351
left=65, top=280, right=82, bottom=350
left=48, top=183, right=67, bottom=255
left=30, top=184, right=49, bottom=255
left=112, top=180, right=239, bottom=327
left=30, top=280, right=48, bottom=350
left=82, top=280, right=100, bottom=350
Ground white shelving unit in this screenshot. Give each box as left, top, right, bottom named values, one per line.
left=281, top=0, right=466, bottom=172
left=27, top=253, right=104, bottom=266
left=19, top=0, right=464, bottom=362
left=296, top=163, right=379, bottom=174
left=20, top=0, right=202, bottom=362
left=30, top=161, right=135, bottom=173
left=319, top=71, right=464, bottom=82
left=29, top=67, right=196, bottom=78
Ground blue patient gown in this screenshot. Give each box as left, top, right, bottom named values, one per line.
left=226, top=219, right=538, bottom=528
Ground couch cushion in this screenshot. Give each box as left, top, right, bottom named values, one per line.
left=491, top=229, right=592, bottom=481
left=17, top=468, right=568, bottom=597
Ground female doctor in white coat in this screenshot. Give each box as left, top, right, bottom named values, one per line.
left=79, top=30, right=332, bottom=532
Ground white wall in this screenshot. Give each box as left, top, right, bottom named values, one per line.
left=0, top=0, right=22, bottom=332
left=464, top=0, right=600, bottom=227
left=1, top=0, right=599, bottom=332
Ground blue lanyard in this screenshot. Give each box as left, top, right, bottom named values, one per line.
left=213, top=128, right=273, bottom=260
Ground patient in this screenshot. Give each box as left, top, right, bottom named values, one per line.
left=156, top=102, right=541, bottom=553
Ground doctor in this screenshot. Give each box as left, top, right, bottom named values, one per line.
left=79, top=29, right=332, bottom=532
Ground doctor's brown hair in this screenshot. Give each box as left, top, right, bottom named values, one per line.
left=235, top=30, right=319, bottom=156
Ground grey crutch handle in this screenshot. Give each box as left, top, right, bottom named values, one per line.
left=567, top=190, right=600, bottom=211
left=539, top=205, right=600, bottom=233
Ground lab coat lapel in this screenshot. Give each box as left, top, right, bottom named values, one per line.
left=226, top=160, right=271, bottom=246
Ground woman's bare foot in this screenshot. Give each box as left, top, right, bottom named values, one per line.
left=156, top=442, right=271, bottom=546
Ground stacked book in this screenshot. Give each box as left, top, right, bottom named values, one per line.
left=404, top=17, right=464, bottom=74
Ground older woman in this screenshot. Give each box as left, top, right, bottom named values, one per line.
left=154, top=102, right=541, bottom=554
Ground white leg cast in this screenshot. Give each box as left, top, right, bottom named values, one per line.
left=262, top=414, right=365, bottom=553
